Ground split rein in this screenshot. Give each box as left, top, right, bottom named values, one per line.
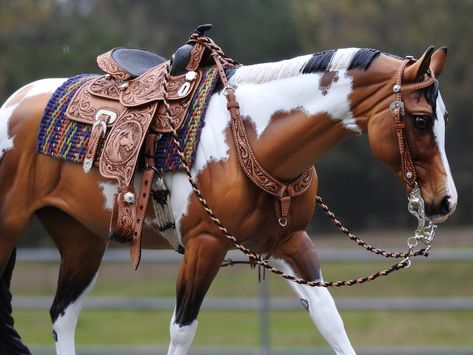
left=222, top=190, right=433, bottom=288
left=159, top=42, right=436, bottom=287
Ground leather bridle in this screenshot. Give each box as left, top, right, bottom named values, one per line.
left=390, top=57, right=436, bottom=193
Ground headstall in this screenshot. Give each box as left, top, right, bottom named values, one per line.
left=390, top=57, right=438, bottom=247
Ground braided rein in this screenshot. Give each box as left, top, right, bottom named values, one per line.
left=159, top=55, right=435, bottom=287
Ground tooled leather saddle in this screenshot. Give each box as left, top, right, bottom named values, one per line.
left=64, top=24, right=236, bottom=268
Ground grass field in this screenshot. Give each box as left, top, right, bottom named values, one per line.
left=11, top=260, right=473, bottom=298
left=14, top=309, right=473, bottom=347
left=10, top=251, right=473, bottom=349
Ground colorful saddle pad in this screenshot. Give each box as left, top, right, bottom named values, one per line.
left=37, top=67, right=220, bottom=172
left=37, top=74, right=97, bottom=163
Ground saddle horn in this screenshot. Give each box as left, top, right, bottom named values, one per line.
left=194, top=24, right=213, bottom=37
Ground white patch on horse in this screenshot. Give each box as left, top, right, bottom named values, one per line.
left=329, top=48, right=360, bottom=71
left=270, top=257, right=356, bottom=355
left=433, top=93, right=457, bottom=214
left=232, top=72, right=360, bottom=136
left=98, top=181, right=118, bottom=210
left=24, top=78, right=67, bottom=99
left=167, top=311, right=198, bottom=355
left=164, top=93, right=231, bottom=242
left=0, top=103, right=17, bottom=160
left=53, top=273, right=98, bottom=355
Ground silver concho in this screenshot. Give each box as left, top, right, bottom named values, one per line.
left=83, top=159, right=93, bottom=174
left=123, top=192, right=135, bottom=204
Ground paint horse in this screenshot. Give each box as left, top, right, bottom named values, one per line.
left=0, top=44, right=457, bottom=355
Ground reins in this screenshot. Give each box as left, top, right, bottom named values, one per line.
left=159, top=37, right=437, bottom=287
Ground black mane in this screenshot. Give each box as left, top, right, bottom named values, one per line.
left=302, top=48, right=381, bottom=74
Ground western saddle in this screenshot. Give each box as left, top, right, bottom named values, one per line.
left=65, top=24, right=236, bottom=268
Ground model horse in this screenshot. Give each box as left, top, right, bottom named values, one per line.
left=0, top=44, right=457, bottom=355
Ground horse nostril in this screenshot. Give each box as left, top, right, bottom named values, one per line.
left=439, top=196, right=451, bottom=215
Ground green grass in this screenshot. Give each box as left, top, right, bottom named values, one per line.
left=11, top=261, right=473, bottom=298
left=14, top=309, right=473, bottom=347
left=10, top=257, right=473, bottom=348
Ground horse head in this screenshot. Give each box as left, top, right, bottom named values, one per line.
left=359, top=47, right=457, bottom=223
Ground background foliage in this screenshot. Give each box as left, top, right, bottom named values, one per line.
left=1, top=0, right=471, bottom=238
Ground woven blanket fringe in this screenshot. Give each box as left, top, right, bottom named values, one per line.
left=148, top=176, right=181, bottom=250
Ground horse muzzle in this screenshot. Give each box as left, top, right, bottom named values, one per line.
left=425, top=194, right=457, bottom=224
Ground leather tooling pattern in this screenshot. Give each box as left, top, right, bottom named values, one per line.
left=155, top=66, right=219, bottom=172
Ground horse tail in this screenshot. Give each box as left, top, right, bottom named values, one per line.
left=0, top=249, right=31, bottom=354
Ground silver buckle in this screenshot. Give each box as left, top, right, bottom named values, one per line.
left=94, top=109, right=117, bottom=136
left=222, top=85, right=236, bottom=97
left=95, top=109, right=117, bottom=124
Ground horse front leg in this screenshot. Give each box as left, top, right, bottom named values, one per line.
left=271, top=231, right=356, bottom=355
left=167, top=234, right=227, bottom=355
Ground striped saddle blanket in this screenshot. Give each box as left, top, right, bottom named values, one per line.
left=36, top=66, right=219, bottom=172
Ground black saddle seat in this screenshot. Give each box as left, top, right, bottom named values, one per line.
left=111, top=48, right=166, bottom=78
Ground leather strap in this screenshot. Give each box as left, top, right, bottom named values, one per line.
left=109, top=185, right=136, bottom=242
left=83, top=113, right=109, bottom=173
left=130, top=134, right=158, bottom=269
left=391, top=59, right=435, bottom=192
left=213, top=55, right=313, bottom=226
left=101, top=103, right=157, bottom=243
left=186, top=43, right=206, bottom=71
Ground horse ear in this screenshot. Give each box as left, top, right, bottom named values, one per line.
left=430, top=46, right=448, bottom=78
left=403, top=46, right=435, bottom=83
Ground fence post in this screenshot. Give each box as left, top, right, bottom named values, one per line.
left=259, top=276, right=271, bottom=355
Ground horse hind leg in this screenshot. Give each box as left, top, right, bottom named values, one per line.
left=0, top=207, right=33, bottom=354
left=36, top=207, right=107, bottom=355
left=0, top=248, right=32, bottom=355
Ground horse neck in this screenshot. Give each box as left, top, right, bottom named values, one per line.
left=348, top=55, right=399, bottom=133
left=235, top=71, right=360, bottom=181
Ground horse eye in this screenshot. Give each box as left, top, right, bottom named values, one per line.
left=413, top=116, right=431, bottom=130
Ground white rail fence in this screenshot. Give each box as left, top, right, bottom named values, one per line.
left=15, top=248, right=473, bottom=355
left=14, top=248, right=473, bottom=311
